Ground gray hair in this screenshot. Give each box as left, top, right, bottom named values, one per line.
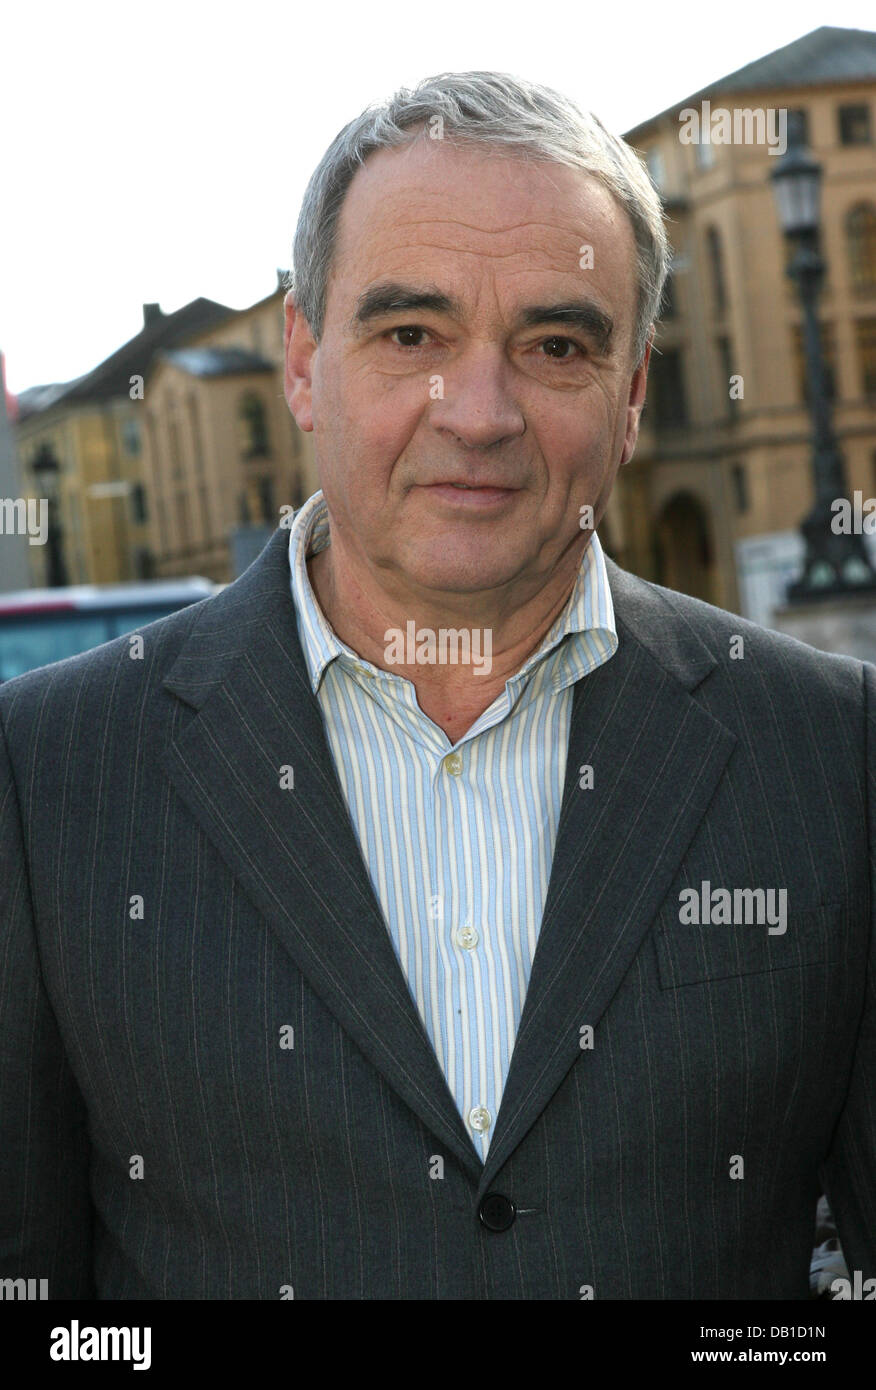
left=288, top=71, right=668, bottom=367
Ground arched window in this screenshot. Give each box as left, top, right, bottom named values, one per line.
left=239, top=394, right=270, bottom=457
left=846, top=203, right=876, bottom=294
left=705, top=226, right=726, bottom=316
left=654, top=492, right=715, bottom=603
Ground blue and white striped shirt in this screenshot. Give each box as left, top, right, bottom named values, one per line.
left=288, top=491, right=618, bottom=1158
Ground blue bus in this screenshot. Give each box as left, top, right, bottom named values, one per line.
left=0, top=578, right=221, bottom=683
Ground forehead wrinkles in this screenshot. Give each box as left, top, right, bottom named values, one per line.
left=365, top=232, right=592, bottom=283
left=338, top=156, right=622, bottom=261
left=373, top=217, right=593, bottom=263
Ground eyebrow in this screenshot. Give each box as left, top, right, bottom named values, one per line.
left=349, top=281, right=614, bottom=354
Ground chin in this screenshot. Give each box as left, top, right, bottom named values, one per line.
left=406, top=552, right=522, bottom=596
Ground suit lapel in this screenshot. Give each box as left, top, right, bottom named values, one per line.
left=160, top=524, right=483, bottom=1180
left=476, top=560, right=737, bottom=1198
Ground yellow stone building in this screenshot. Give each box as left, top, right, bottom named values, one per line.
left=609, top=24, right=876, bottom=623
left=15, top=298, right=234, bottom=585
left=139, top=283, right=316, bottom=582
left=15, top=285, right=317, bottom=586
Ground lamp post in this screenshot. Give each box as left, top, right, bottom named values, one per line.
left=30, top=442, right=69, bottom=588
left=770, top=117, right=876, bottom=600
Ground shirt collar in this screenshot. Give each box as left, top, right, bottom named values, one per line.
left=287, top=489, right=617, bottom=696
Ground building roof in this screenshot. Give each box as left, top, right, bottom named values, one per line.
left=626, top=26, right=876, bottom=138
left=16, top=296, right=235, bottom=420
left=15, top=380, right=83, bottom=417
left=159, top=345, right=276, bottom=378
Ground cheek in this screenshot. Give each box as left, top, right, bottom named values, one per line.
left=353, top=392, right=428, bottom=480
left=536, top=385, right=613, bottom=445
left=549, top=413, right=613, bottom=479
left=339, top=365, right=423, bottom=440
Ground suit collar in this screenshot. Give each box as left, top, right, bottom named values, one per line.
left=163, top=527, right=719, bottom=711
left=603, top=555, right=718, bottom=691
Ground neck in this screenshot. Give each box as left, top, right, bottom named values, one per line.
left=306, top=535, right=587, bottom=743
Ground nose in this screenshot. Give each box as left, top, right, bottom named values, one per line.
left=429, top=344, right=526, bottom=450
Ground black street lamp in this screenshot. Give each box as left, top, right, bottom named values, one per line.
left=770, top=117, right=876, bottom=601
left=30, top=442, right=69, bottom=588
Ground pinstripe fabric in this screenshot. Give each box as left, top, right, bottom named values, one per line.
left=0, top=521, right=873, bottom=1299
left=286, top=491, right=617, bottom=1156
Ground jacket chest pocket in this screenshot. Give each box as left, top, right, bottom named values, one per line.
left=654, top=896, right=857, bottom=989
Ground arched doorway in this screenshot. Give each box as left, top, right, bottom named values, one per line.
left=655, top=492, right=715, bottom=603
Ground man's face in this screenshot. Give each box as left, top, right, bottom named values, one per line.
left=284, top=134, right=649, bottom=600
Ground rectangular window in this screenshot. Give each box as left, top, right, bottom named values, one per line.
left=838, top=104, right=872, bottom=146
left=121, top=417, right=141, bottom=456
left=645, top=347, right=689, bottom=428
left=786, top=108, right=810, bottom=148
left=129, top=482, right=148, bottom=524
left=731, top=463, right=748, bottom=512
left=856, top=318, right=876, bottom=398
left=646, top=147, right=666, bottom=190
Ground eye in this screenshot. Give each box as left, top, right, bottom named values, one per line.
left=386, top=325, right=431, bottom=348
left=538, top=336, right=585, bottom=360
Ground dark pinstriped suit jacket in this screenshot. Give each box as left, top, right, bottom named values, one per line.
left=1, top=522, right=874, bottom=1299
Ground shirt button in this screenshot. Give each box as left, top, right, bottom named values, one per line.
left=443, top=752, right=463, bottom=776
left=454, top=925, right=479, bottom=950
left=468, top=1106, right=492, bottom=1133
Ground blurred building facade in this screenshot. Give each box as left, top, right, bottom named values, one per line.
left=11, top=26, right=876, bottom=610
left=14, top=281, right=317, bottom=585
left=605, top=25, right=876, bottom=625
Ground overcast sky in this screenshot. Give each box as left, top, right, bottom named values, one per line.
left=3, top=1, right=874, bottom=393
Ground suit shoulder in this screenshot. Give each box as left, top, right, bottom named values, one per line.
left=612, top=565, right=871, bottom=705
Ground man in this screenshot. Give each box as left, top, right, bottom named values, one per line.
left=1, top=73, right=874, bottom=1300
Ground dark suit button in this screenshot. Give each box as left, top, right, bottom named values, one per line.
left=479, top=1193, right=516, bottom=1231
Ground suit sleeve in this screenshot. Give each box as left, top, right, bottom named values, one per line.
left=821, top=659, right=876, bottom=1279
left=0, top=705, right=95, bottom=1298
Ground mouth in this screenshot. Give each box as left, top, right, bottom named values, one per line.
left=421, top=481, right=520, bottom=508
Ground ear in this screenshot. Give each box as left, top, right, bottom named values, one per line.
left=283, top=290, right=316, bottom=433
left=619, top=327, right=653, bottom=468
